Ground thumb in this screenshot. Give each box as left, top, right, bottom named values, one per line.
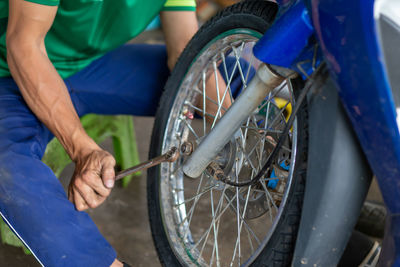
left=101, top=157, right=116, bottom=189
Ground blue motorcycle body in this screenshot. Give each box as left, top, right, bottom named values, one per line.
left=252, top=0, right=400, bottom=265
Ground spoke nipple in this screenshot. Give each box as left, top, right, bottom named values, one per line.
left=186, top=112, right=194, bottom=120
left=182, top=106, right=194, bottom=120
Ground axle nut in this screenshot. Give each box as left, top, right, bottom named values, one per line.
left=181, top=141, right=194, bottom=156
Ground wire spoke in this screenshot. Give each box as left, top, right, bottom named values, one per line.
left=269, top=100, right=290, bottom=129
left=180, top=174, right=206, bottom=237
left=174, top=184, right=216, bottom=207
left=234, top=117, right=252, bottom=173
left=213, top=61, right=222, bottom=120
left=231, top=183, right=253, bottom=266
left=287, top=78, right=295, bottom=105
left=209, top=189, right=220, bottom=267
left=252, top=189, right=283, bottom=197
left=181, top=118, right=200, bottom=140
left=233, top=186, right=241, bottom=266
left=231, top=43, right=248, bottom=91
left=257, top=100, right=271, bottom=171
left=246, top=226, right=255, bottom=255
left=260, top=179, right=279, bottom=212
left=244, top=45, right=255, bottom=84
left=185, top=101, right=217, bottom=120
left=211, top=45, right=246, bottom=129
left=193, top=186, right=243, bottom=252
left=202, top=71, right=208, bottom=136
left=263, top=136, right=292, bottom=153
left=210, top=57, right=238, bottom=129
left=256, top=81, right=288, bottom=112
left=235, top=137, right=259, bottom=175
left=222, top=193, right=261, bottom=245
left=240, top=125, right=283, bottom=134
left=193, top=86, right=228, bottom=113
left=221, top=53, right=235, bottom=103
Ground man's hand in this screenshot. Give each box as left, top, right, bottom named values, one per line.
left=68, top=148, right=116, bottom=211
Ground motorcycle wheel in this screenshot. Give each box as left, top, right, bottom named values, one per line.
left=147, top=1, right=308, bottom=266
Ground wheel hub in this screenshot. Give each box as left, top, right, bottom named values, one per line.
left=212, top=128, right=280, bottom=219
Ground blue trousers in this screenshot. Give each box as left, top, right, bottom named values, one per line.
left=0, top=44, right=252, bottom=266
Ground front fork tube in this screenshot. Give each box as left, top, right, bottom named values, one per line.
left=182, top=63, right=285, bottom=178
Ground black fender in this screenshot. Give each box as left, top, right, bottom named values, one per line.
left=292, top=75, right=373, bottom=266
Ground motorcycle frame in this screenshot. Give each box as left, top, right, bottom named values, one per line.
left=252, top=0, right=400, bottom=265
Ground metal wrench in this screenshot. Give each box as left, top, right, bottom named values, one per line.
left=115, top=146, right=180, bottom=180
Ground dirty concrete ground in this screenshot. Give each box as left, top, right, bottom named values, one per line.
left=0, top=29, right=385, bottom=266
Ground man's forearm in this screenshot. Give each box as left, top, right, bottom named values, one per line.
left=7, top=0, right=116, bottom=214
left=160, top=10, right=231, bottom=118
left=7, top=40, right=98, bottom=161
left=160, top=11, right=198, bottom=70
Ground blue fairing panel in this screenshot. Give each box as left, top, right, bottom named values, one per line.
left=310, top=0, right=400, bottom=211
left=309, top=0, right=400, bottom=264
left=253, top=1, right=314, bottom=68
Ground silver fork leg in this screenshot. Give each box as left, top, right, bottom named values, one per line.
left=183, top=63, right=285, bottom=178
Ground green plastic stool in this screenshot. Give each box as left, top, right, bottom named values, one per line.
left=0, top=114, right=141, bottom=253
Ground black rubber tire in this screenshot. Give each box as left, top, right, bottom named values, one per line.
left=147, top=1, right=308, bottom=266
left=355, top=200, right=386, bottom=238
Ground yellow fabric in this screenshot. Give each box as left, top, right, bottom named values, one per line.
left=275, top=98, right=292, bottom=121
left=164, top=0, right=196, bottom=8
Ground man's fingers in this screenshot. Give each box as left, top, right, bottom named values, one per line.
left=101, top=156, right=116, bottom=189
left=74, top=178, right=101, bottom=209
left=68, top=185, right=72, bottom=200
left=73, top=189, right=89, bottom=211
left=81, top=170, right=111, bottom=197
left=68, top=186, right=74, bottom=203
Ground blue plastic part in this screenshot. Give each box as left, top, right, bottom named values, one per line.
left=268, top=169, right=278, bottom=189
left=267, top=162, right=289, bottom=189
left=290, top=40, right=323, bottom=78
left=253, top=1, right=314, bottom=67
left=280, top=161, right=290, bottom=171
left=308, top=0, right=400, bottom=264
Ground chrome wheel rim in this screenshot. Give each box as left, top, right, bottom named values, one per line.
left=159, top=29, right=298, bottom=266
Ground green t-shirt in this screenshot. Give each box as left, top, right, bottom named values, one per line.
left=0, top=0, right=195, bottom=78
